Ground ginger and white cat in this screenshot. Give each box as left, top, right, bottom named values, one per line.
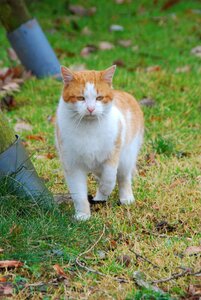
left=56, top=65, right=144, bottom=220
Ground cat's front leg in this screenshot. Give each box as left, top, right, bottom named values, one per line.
left=94, top=164, right=117, bottom=201
left=65, top=169, right=90, bottom=220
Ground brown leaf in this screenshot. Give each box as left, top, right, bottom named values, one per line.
left=145, top=153, right=156, bottom=165
left=7, top=48, right=19, bottom=62
left=146, top=65, right=161, bottom=72
left=170, top=178, right=186, bottom=188
left=116, top=255, right=131, bottom=267
left=139, top=98, right=156, bottom=107
left=161, top=0, right=180, bottom=10
left=46, top=153, right=56, bottom=159
left=69, top=5, right=96, bottom=17
left=113, top=59, right=125, bottom=67
left=0, top=277, right=7, bottom=283
left=0, top=248, right=4, bottom=253
left=14, top=121, right=33, bottom=132
left=0, top=260, right=23, bottom=268
left=99, top=41, right=114, bottom=50
left=53, top=264, right=68, bottom=279
left=0, top=95, right=17, bottom=111
left=0, top=283, right=13, bottom=297
left=26, top=134, right=45, bottom=142
left=2, top=82, right=20, bottom=92
left=118, top=39, right=132, bottom=47
left=188, top=284, right=201, bottom=297
left=80, top=45, right=97, bottom=57
left=184, top=246, right=201, bottom=256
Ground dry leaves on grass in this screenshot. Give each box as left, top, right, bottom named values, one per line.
left=0, top=57, right=32, bottom=109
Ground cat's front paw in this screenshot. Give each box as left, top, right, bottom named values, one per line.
left=120, top=196, right=135, bottom=205
left=74, top=212, right=91, bottom=221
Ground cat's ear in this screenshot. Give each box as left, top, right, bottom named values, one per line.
left=61, top=66, right=74, bottom=85
left=102, top=65, right=116, bottom=85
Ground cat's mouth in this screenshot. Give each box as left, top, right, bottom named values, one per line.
left=83, top=114, right=98, bottom=120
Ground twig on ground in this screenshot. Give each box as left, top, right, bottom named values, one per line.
left=130, top=249, right=160, bottom=269
left=151, top=269, right=201, bottom=284
left=75, top=224, right=129, bottom=283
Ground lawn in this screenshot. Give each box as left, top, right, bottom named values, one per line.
left=0, top=0, right=201, bottom=299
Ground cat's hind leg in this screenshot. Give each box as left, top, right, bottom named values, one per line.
left=117, top=133, right=142, bottom=205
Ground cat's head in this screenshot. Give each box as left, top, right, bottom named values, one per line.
left=60, top=65, right=116, bottom=119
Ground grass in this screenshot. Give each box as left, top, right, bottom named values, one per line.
left=0, top=0, right=201, bottom=299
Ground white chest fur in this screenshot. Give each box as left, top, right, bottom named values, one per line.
left=57, top=97, right=121, bottom=171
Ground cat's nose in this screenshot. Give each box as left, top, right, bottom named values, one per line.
left=87, top=107, right=95, bottom=113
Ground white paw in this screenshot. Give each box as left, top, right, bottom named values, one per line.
left=75, top=212, right=91, bottom=221
left=120, top=196, right=135, bottom=205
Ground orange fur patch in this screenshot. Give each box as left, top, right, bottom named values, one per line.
left=113, top=90, right=144, bottom=143
left=62, top=70, right=113, bottom=103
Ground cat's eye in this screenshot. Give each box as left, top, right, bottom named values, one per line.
left=77, top=96, right=85, bottom=101
left=96, top=96, right=103, bottom=101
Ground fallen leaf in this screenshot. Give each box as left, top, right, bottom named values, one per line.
left=113, top=59, right=125, bottom=67
left=99, top=41, right=114, bottom=50
left=118, top=39, right=132, bottom=47
left=109, top=24, right=124, bottom=32
left=116, top=255, right=131, bottom=267
left=191, top=46, right=201, bottom=58
left=53, top=264, right=68, bottom=279
left=14, top=121, right=33, bottom=132
left=26, top=135, right=45, bottom=142
left=0, top=248, right=4, bottom=253
left=46, top=153, right=56, bottom=159
left=161, top=0, right=180, bottom=10
left=0, top=283, right=13, bottom=297
left=188, top=284, right=201, bottom=297
left=184, top=246, right=201, bottom=256
left=80, top=45, right=97, bottom=57
left=139, top=98, right=156, bottom=107
left=69, top=5, right=96, bottom=17
left=0, top=277, right=7, bottom=283
left=146, top=65, right=161, bottom=72
left=170, top=178, right=186, bottom=188
left=7, top=48, right=19, bottom=63
left=0, top=260, right=23, bottom=268
left=175, top=65, right=191, bottom=73
left=0, top=95, right=17, bottom=111
left=2, top=82, right=20, bottom=92
left=145, top=153, right=156, bottom=165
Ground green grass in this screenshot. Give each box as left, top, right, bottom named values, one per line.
left=0, top=0, right=201, bottom=299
